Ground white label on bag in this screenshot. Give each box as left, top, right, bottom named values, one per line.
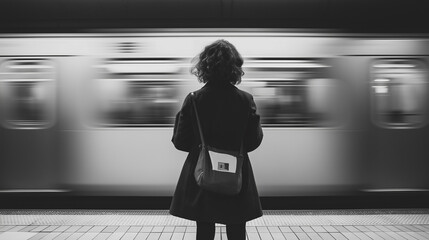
left=209, top=150, right=237, bottom=173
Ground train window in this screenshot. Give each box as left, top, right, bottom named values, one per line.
left=91, top=58, right=186, bottom=127
left=241, top=59, right=340, bottom=127
left=371, top=59, right=428, bottom=128
left=0, top=59, right=56, bottom=129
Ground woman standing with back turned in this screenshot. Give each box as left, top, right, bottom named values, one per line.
left=170, top=39, right=264, bottom=240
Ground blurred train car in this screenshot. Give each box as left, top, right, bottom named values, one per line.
left=0, top=30, right=429, bottom=198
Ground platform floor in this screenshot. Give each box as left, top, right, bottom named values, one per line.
left=1, top=209, right=429, bottom=240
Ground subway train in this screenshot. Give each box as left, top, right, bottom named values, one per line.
left=0, top=30, right=428, bottom=198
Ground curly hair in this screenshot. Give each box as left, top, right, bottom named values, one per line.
left=191, top=39, right=244, bottom=85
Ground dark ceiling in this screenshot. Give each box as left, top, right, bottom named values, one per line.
left=0, top=0, right=428, bottom=33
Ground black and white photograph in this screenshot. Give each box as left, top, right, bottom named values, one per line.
left=1, top=0, right=429, bottom=239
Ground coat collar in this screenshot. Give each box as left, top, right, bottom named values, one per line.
left=202, top=80, right=235, bottom=89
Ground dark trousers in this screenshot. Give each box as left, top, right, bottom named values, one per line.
left=196, top=221, right=246, bottom=240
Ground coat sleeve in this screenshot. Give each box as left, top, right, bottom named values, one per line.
left=172, top=93, right=195, bottom=152
left=244, top=95, right=263, bottom=152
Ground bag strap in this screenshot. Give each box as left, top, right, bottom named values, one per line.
left=190, top=92, right=206, bottom=147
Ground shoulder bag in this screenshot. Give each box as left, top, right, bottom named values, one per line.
left=190, top=92, right=244, bottom=195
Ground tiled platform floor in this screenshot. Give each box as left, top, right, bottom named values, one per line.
left=1, top=209, right=429, bottom=240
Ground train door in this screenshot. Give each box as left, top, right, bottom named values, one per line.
left=0, top=59, right=58, bottom=190
left=64, top=55, right=189, bottom=194
left=368, top=59, right=429, bottom=190
left=239, top=56, right=360, bottom=195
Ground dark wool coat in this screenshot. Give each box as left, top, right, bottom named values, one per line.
left=169, top=81, right=263, bottom=224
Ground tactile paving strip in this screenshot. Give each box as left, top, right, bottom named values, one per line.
left=1, top=209, right=429, bottom=226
